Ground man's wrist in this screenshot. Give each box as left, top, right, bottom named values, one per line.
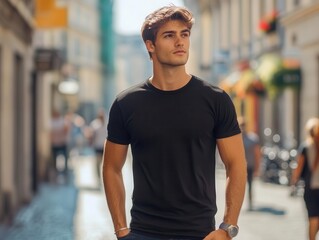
left=114, top=227, right=130, bottom=237
left=219, top=222, right=239, bottom=238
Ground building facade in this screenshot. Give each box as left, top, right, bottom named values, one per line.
left=100, top=0, right=116, bottom=111
left=184, top=0, right=318, bottom=147
left=32, top=0, right=103, bottom=188
left=67, top=0, right=102, bottom=121
left=0, top=0, right=113, bottom=223
left=281, top=0, right=319, bottom=137
left=0, top=0, right=35, bottom=221
left=34, top=0, right=103, bottom=122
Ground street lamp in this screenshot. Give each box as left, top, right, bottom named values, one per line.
left=58, top=77, right=79, bottom=95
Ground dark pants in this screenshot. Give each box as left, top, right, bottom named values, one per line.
left=94, top=148, right=104, bottom=178
left=247, top=167, right=253, bottom=209
left=51, top=145, right=68, bottom=174
left=118, top=232, right=202, bottom=240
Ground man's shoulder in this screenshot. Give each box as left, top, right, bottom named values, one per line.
left=116, top=81, right=149, bottom=101
left=191, top=75, right=224, bottom=94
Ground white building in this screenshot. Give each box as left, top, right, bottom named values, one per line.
left=184, top=0, right=318, bottom=146
left=34, top=0, right=102, bottom=121
left=281, top=0, right=319, bottom=137
left=32, top=0, right=103, bottom=188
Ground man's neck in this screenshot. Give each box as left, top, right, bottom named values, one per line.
left=150, top=66, right=191, bottom=91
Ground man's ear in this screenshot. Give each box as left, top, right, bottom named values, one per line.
left=145, top=40, right=155, bottom=53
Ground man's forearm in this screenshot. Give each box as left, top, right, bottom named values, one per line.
left=103, top=169, right=128, bottom=231
left=223, top=163, right=246, bottom=225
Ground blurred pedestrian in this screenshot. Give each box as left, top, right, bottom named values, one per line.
left=50, top=109, right=69, bottom=181
left=89, top=108, right=107, bottom=179
left=238, top=116, right=261, bottom=211
left=65, top=111, right=86, bottom=156
left=103, top=5, right=247, bottom=240
left=291, top=117, right=319, bottom=240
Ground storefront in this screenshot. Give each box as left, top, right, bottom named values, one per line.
left=219, top=61, right=266, bottom=135
left=256, top=53, right=302, bottom=146
left=220, top=55, right=302, bottom=147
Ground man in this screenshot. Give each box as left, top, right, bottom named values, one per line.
left=291, top=118, right=319, bottom=240
left=89, top=108, right=107, bottom=179
left=103, top=5, right=247, bottom=240
left=238, top=116, right=261, bottom=211
left=50, top=109, right=69, bottom=181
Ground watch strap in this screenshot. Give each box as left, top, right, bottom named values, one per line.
left=219, top=222, right=239, bottom=238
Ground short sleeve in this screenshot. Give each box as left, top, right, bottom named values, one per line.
left=107, top=100, right=130, bottom=145
left=214, top=91, right=241, bottom=139
left=297, top=143, right=308, bottom=179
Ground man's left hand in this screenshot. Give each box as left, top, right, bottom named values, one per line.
left=203, top=229, right=231, bottom=240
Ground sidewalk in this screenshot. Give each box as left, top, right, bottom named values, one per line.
left=0, top=152, right=127, bottom=240
left=73, top=153, right=133, bottom=240
left=214, top=170, right=309, bottom=240
left=74, top=157, right=311, bottom=240
left=72, top=155, right=114, bottom=240
left=0, top=154, right=314, bottom=240
left=0, top=173, right=78, bottom=240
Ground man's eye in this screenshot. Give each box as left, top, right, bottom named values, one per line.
left=164, top=34, right=173, bottom=38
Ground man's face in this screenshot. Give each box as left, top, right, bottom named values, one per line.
left=146, top=20, right=190, bottom=67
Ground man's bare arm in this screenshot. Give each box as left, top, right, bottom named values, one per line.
left=291, top=153, right=305, bottom=185
left=253, top=144, right=261, bottom=177
left=102, top=140, right=130, bottom=237
left=217, top=133, right=247, bottom=225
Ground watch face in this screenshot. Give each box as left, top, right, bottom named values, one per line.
left=228, top=226, right=239, bottom=237
left=219, top=222, right=239, bottom=238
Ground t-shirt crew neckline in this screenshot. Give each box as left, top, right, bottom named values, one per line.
left=146, top=75, right=194, bottom=95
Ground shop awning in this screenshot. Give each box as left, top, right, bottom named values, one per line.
left=219, top=71, right=241, bottom=94
left=234, top=69, right=265, bottom=98
left=272, top=67, right=302, bottom=88
left=256, top=54, right=301, bottom=89
left=219, top=69, right=265, bottom=98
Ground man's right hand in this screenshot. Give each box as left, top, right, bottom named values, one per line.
left=116, top=228, right=131, bottom=238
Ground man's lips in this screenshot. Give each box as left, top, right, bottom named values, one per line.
left=173, top=50, right=186, bottom=54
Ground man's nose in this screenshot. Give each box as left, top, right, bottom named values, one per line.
left=175, top=36, right=184, bottom=47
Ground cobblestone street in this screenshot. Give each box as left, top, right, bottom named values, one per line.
left=0, top=154, right=317, bottom=240
left=0, top=175, right=78, bottom=240
left=2, top=1, right=319, bottom=240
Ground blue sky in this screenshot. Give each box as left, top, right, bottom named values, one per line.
left=115, top=0, right=184, bottom=35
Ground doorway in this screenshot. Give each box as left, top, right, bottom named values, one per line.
left=13, top=53, right=24, bottom=204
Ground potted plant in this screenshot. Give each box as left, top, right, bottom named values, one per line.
left=259, top=10, right=279, bottom=34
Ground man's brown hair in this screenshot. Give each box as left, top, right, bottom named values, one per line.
left=141, top=5, right=194, bottom=44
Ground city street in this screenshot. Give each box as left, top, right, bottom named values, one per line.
left=0, top=153, right=315, bottom=240
left=2, top=1, right=319, bottom=239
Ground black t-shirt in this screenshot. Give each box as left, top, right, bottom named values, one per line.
left=107, top=76, right=240, bottom=238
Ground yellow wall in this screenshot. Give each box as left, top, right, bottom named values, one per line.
left=234, top=94, right=259, bottom=134
left=35, top=0, right=67, bottom=28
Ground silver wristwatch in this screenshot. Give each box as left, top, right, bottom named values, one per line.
left=219, top=222, right=239, bottom=238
